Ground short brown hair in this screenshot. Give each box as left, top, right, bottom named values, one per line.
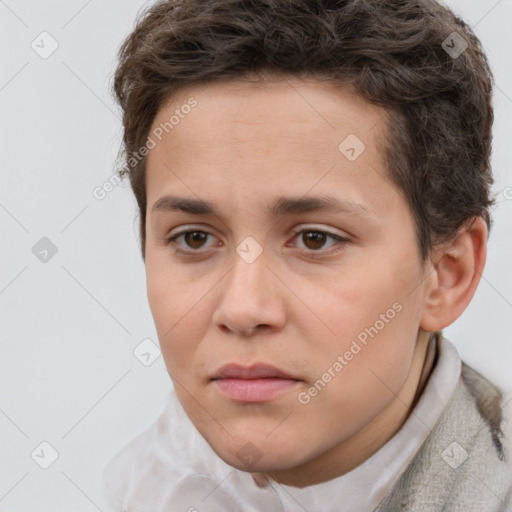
left=112, top=0, right=496, bottom=261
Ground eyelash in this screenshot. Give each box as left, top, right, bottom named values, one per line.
left=165, top=227, right=350, bottom=258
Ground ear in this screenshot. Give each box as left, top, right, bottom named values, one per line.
left=420, top=217, right=488, bottom=332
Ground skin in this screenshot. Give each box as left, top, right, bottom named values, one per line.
left=144, top=75, right=487, bottom=487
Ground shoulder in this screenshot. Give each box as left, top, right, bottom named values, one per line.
left=101, top=394, right=183, bottom=511
left=101, top=421, right=171, bottom=511
left=378, top=362, right=512, bottom=512
left=100, top=388, right=238, bottom=511
left=460, top=362, right=510, bottom=462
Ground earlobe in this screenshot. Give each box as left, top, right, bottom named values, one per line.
left=419, top=217, right=487, bottom=332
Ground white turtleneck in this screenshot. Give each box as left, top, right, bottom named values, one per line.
left=102, top=334, right=462, bottom=512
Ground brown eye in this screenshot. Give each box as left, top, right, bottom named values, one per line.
left=183, top=231, right=208, bottom=249
left=302, top=231, right=328, bottom=250
left=289, top=228, right=350, bottom=257
left=166, top=230, right=216, bottom=252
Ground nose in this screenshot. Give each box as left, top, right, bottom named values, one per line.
left=211, top=247, right=286, bottom=337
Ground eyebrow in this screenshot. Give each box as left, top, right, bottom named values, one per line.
left=151, top=194, right=376, bottom=220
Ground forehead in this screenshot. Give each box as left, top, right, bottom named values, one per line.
left=145, top=77, right=397, bottom=217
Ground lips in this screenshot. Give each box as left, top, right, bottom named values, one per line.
left=211, top=363, right=302, bottom=402
left=211, top=363, right=300, bottom=381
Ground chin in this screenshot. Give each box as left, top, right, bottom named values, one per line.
left=208, top=434, right=306, bottom=474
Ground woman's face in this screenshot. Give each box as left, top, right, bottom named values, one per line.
left=144, top=77, right=432, bottom=486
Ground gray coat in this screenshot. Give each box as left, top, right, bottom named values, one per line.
left=377, top=363, right=512, bottom=511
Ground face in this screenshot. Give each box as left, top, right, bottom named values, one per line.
left=144, top=76, right=432, bottom=486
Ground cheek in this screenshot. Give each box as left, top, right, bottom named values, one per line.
left=146, top=255, right=199, bottom=331
left=299, top=251, right=421, bottom=387
left=300, top=300, right=416, bottom=440
left=146, top=266, right=200, bottom=370
left=335, top=246, right=420, bottom=328
left=146, top=270, right=173, bottom=336
left=297, top=262, right=410, bottom=347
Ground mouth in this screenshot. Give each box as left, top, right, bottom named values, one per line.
left=211, top=363, right=302, bottom=403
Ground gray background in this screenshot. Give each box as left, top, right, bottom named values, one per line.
left=1, top=0, right=511, bottom=510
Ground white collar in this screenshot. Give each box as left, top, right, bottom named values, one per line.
left=103, top=335, right=461, bottom=511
